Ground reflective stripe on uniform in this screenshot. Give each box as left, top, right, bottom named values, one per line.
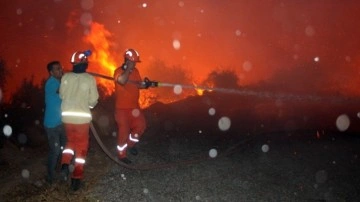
left=117, top=144, right=128, bottom=151
left=62, top=111, right=92, bottom=118
left=129, top=133, right=139, bottom=142
left=75, top=158, right=86, bottom=164
left=63, top=148, right=74, bottom=155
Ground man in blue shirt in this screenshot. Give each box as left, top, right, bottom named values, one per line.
left=44, top=61, right=66, bottom=184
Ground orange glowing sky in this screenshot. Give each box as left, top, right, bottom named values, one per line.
left=1, top=0, right=360, bottom=101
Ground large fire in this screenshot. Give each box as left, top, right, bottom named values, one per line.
left=83, top=22, right=203, bottom=108
left=83, top=22, right=117, bottom=96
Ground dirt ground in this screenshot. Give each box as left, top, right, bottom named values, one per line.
left=1, top=94, right=360, bottom=201
left=1, top=126, right=359, bottom=201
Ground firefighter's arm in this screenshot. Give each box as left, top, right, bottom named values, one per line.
left=88, top=77, right=99, bottom=108
left=115, top=67, right=132, bottom=85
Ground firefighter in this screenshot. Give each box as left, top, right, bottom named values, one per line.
left=59, top=50, right=99, bottom=191
left=114, top=48, right=157, bottom=164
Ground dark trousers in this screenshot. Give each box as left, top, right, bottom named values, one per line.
left=45, top=124, right=66, bottom=181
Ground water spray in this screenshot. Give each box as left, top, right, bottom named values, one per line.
left=159, top=82, right=324, bottom=102
left=87, top=71, right=357, bottom=104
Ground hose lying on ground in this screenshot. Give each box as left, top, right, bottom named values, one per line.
left=89, top=122, right=253, bottom=171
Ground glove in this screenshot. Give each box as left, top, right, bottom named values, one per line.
left=143, top=77, right=158, bottom=89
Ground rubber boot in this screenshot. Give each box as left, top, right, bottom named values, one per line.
left=71, top=178, right=81, bottom=191
left=60, top=164, right=69, bottom=182
left=129, top=147, right=138, bottom=156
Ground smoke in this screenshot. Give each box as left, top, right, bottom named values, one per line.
left=255, top=59, right=360, bottom=98
left=140, top=60, right=194, bottom=106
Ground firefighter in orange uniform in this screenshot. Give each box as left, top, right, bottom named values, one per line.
left=59, top=50, right=99, bottom=191
left=114, top=48, right=157, bottom=164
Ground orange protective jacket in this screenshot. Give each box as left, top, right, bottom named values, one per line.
left=113, top=67, right=142, bottom=109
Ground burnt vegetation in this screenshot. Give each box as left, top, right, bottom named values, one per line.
left=1, top=58, right=359, bottom=159
left=0, top=58, right=360, bottom=201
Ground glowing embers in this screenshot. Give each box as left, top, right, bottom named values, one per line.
left=305, top=25, right=315, bottom=37
left=314, top=56, right=320, bottom=62
left=132, top=109, right=140, bottom=117
left=209, top=148, right=218, bottom=158
left=173, top=85, right=183, bottom=95
left=16, top=8, right=22, bottom=15
left=178, top=1, right=185, bottom=7
left=193, top=82, right=204, bottom=96
left=2, top=125, right=12, bottom=137
left=235, top=29, right=242, bottom=37
left=242, top=61, right=253, bottom=72
left=193, top=82, right=214, bottom=96
left=335, top=114, right=350, bottom=132
left=208, top=107, right=216, bottom=116
left=172, top=39, right=181, bottom=50
left=261, top=144, right=270, bottom=153
left=195, top=88, right=204, bottom=96
left=218, top=116, right=231, bottom=131
left=21, top=169, right=30, bottom=179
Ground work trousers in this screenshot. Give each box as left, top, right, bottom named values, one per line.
left=115, top=108, right=146, bottom=158
left=45, top=124, right=66, bottom=181
left=61, top=123, right=89, bottom=179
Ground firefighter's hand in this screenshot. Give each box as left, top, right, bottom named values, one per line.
left=143, top=77, right=158, bottom=89
left=143, top=77, right=151, bottom=89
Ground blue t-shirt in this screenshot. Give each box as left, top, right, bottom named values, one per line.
left=44, top=76, right=62, bottom=128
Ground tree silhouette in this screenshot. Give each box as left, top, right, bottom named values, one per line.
left=254, top=62, right=333, bottom=96
left=0, top=59, right=7, bottom=88
left=11, top=76, right=44, bottom=110
left=4, top=77, right=45, bottom=146
left=202, top=69, right=240, bottom=89
left=0, top=58, right=9, bottom=103
left=0, top=59, right=9, bottom=149
left=140, top=60, right=193, bottom=106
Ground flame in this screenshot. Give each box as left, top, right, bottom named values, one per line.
left=83, top=22, right=165, bottom=109
left=83, top=22, right=117, bottom=96
left=193, top=82, right=205, bottom=96
left=82, top=22, right=219, bottom=108
left=193, top=82, right=214, bottom=96
left=196, top=88, right=205, bottom=96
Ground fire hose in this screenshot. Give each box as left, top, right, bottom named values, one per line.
left=89, top=121, right=251, bottom=170
left=86, top=71, right=357, bottom=170
left=87, top=71, right=359, bottom=104
left=84, top=71, right=251, bottom=170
